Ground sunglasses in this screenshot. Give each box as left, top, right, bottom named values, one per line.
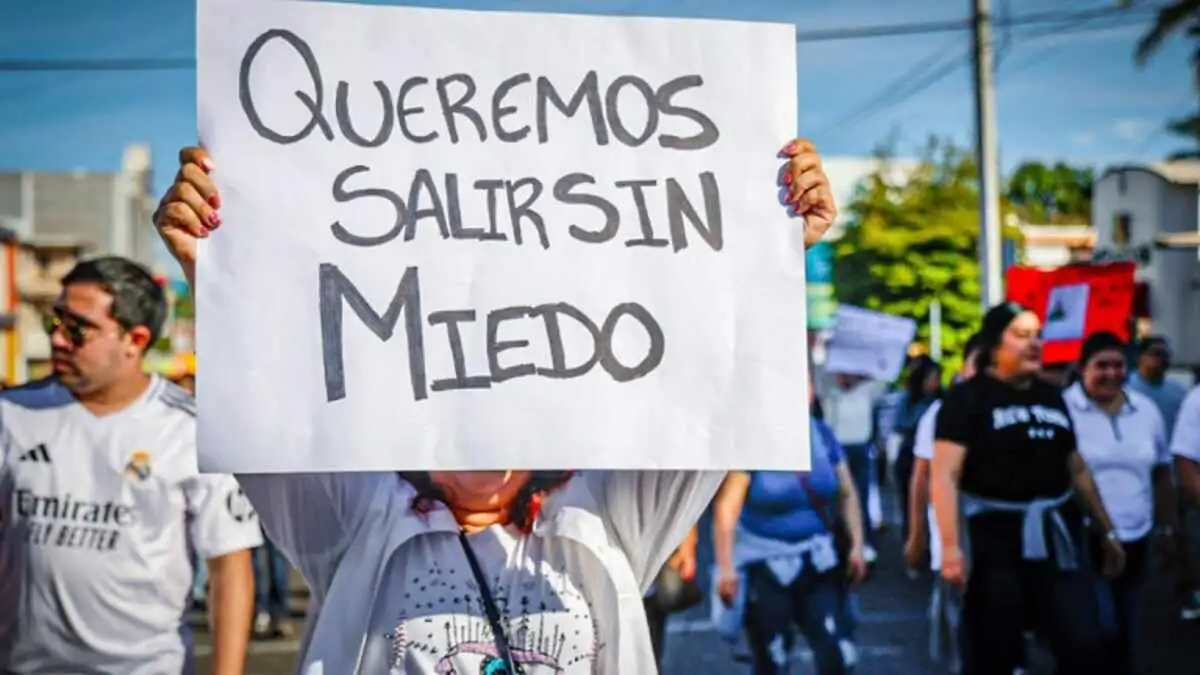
left=43, top=310, right=100, bottom=347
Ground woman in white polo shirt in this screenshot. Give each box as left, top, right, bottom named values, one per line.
left=1064, top=331, right=1178, bottom=675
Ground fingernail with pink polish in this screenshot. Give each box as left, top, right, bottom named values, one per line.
left=208, top=211, right=221, bottom=228
left=201, top=158, right=215, bottom=172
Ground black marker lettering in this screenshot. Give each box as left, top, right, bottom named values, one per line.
left=486, top=306, right=537, bottom=383
left=616, top=179, right=668, bottom=248
left=319, top=264, right=426, bottom=402
left=445, top=173, right=483, bottom=241
left=655, top=75, right=719, bottom=150
left=330, top=165, right=408, bottom=247
left=473, top=179, right=509, bottom=241
left=396, top=77, right=438, bottom=143
left=604, top=75, right=658, bottom=147
left=238, top=29, right=333, bottom=144
left=597, top=302, right=665, bottom=381
left=554, top=173, right=619, bottom=245
left=666, top=172, right=723, bottom=252
left=335, top=81, right=394, bottom=147
left=492, top=74, right=532, bottom=143
left=436, top=74, right=487, bottom=143
left=428, top=310, right=491, bottom=392
left=535, top=71, right=608, bottom=146
left=532, top=303, right=603, bottom=379
left=504, top=178, right=549, bottom=249
left=404, top=169, right=451, bottom=242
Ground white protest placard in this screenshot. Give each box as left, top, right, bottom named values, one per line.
left=196, top=0, right=806, bottom=472
left=824, top=305, right=916, bottom=382
left=1041, top=283, right=1089, bottom=341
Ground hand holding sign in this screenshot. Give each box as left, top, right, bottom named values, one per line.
left=781, top=140, right=837, bottom=246
left=157, top=142, right=833, bottom=279
left=180, top=0, right=828, bottom=473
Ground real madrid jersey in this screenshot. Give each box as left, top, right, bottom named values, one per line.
left=0, top=375, right=263, bottom=675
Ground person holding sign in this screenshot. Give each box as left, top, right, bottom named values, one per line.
left=153, top=139, right=836, bottom=675
left=931, top=302, right=1124, bottom=675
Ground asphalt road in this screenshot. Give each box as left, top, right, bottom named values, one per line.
left=193, top=507, right=1200, bottom=674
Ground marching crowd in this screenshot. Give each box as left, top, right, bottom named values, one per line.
left=1, top=138, right=1198, bottom=675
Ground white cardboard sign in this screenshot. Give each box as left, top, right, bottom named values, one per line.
left=824, top=305, right=916, bottom=382
left=195, top=0, right=807, bottom=472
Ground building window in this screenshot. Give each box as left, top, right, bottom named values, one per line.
left=1113, top=212, right=1131, bottom=246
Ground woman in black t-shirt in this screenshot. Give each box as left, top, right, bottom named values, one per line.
left=931, top=302, right=1125, bottom=675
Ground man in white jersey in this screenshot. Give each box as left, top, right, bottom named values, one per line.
left=0, top=257, right=261, bottom=674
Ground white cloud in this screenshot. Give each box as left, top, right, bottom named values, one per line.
left=1112, top=117, right=1153, bottom=142
left=1071, top=131, right=1096, bottom=148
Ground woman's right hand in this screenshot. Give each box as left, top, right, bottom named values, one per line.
left=903, top=534, right=927, bottom=570
left=152, top=146, right=221, bottom=269
left=941, top=545, right=968, bottom=591
left=716, top=569, right=739, bottom=607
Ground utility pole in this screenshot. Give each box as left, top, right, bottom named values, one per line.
left=973, top=0, right=1004, bottom=309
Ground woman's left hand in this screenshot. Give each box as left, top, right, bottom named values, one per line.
left=666, top=546, right=697, bottom=582
left=781, top=139, right=837, bottom=247
left=846, top=544, right=868, bottom=585
left=1101, top=535, right=1127, bottom=579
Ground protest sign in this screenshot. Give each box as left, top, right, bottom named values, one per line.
left=1005, top=262, right=1136, bottom=364
left=824, top=305, right=916, bottom=382
left=195, top=0, right=806, bottom=472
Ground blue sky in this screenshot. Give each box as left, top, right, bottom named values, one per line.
left=0, top=0, right=1191, bottom=270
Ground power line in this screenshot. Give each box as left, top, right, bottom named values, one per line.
left=0, top=3, right=1167, bottom=72
left=810, top=4, right=1162, bottom=136
left=998, top=7, right=1159, bottom=75
left=794, top=3, right=1160, bottom=42
left=809, top=43, right=968, bottom=138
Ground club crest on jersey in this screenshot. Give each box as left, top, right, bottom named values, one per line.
left=124, top=450, right=152, bottom=481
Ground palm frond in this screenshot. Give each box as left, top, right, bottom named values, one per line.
left=1135, top=0, right=1200, bottom=65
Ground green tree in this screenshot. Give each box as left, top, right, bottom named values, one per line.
left=832, top=138, right=1020, bottom=378
left=1133, top=0, right=1200, bottom=159
left=1005, top=161, right=1094, bottom=223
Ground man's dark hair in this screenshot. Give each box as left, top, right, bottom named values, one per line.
left=1139, top=335, right=1168, bottom=354
left=62, top=256, right=167, bottom=346
left=963, top=332, right=984, bottom=359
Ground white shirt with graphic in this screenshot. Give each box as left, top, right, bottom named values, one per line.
left=238, top=469, right=722, bottom=675
left=361, top=525, right=602, bottom=674
left=0, top=376, right=263, bottom=674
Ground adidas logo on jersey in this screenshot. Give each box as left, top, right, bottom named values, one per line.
left=18, top=444, right=50, bottom=463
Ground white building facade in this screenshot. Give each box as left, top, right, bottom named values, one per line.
left=1092, top=161, right=1200, bottom=367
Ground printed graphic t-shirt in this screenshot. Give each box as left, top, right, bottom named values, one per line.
left=240, top=470, right=721, bottom=675
left=0, top=376, right=263, bottom=674
left=935, top=374, right=1078, bottom=550
left=362, top=525, right=602, bottom=674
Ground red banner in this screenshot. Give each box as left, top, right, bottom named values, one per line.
left=1005, top=262, right=1136, bottom=365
